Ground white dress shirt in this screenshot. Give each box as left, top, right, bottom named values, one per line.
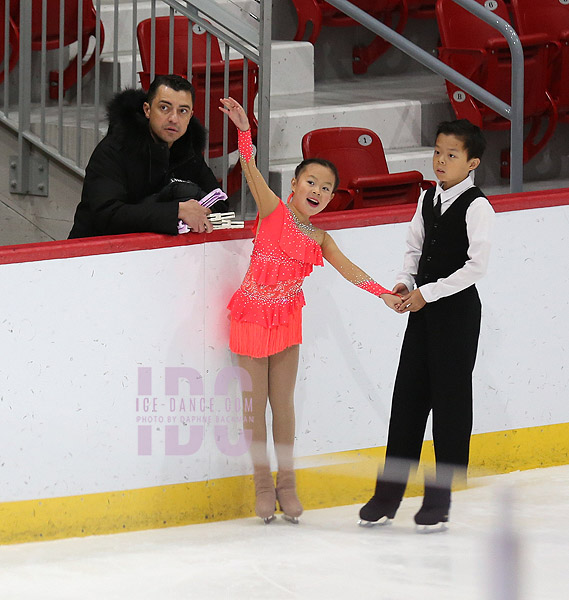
left=396, top=175, right=495, bottom=303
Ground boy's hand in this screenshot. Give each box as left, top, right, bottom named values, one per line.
left=398, top=289, right=426, bottom=313
left=219, top=97, right=250, bottom=131
left=393, top=283, right=409, bottom=296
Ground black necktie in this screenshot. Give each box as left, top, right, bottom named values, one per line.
left=433, top=195, right=441, bottom=219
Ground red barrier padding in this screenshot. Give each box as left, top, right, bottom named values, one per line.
left=1, top=188, right=568, bottom=266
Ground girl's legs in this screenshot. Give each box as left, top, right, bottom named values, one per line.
left=238, top=354, right=275, bottom=521
left=267, top=345, right=303, bottom=520
left=268, top=344, right=299, bottom=471
left=239, top=344, right=302, bottom=521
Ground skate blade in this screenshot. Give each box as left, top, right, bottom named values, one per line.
left=357, top=516, right=392, bottom=528
left=281, top=514, right=300, bottom=524
left=262, top=515, right=276, bottom=524
left=415, top=523, right=448, bottom=534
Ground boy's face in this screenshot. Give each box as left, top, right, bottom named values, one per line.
left=432, top=133, right=480, bottom=190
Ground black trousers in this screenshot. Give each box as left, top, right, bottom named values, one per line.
left=382, top=286, right=481, bottom=490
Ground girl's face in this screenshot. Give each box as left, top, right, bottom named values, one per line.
left=290, top=164, right=336, bottom=217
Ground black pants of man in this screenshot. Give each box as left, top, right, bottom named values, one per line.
left=377, top=285, right=482, bottom=502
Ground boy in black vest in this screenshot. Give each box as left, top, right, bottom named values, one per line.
left=360, top=119, right=494, bottom=532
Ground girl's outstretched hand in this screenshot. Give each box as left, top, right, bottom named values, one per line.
left=381, top=293, right=402, bottom=312
left=219, top=97, right=250, bottom=132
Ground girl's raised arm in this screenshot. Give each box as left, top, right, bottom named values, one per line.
left=321, top=232, right=401, bottom=310
left=219, top=97, right=279, bottom=219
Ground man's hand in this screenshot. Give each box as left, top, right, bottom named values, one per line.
left=178, top=200, right=213, bottom=233
left=398, top=289, right=426, bottom=313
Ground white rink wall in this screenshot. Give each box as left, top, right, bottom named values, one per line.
left=1, top=204, right=568, bottom=503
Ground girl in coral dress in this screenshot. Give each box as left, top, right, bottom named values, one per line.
left=219, top=98, right=401, bottom=523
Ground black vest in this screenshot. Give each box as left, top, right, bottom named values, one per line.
left=416, top=186, right=483, bottom=287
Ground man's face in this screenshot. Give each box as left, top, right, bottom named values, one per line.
left=143, top=85, right=194, bottom=147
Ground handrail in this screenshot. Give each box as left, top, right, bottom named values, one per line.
left=178, top=0, right=259, bottom=50
left=169, top=0, right=259, bottom=62
left=160, top=0, right=272, bottom=200
left=325, top=0, right=524, bottom=193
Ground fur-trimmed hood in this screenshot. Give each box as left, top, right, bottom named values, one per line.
left=105, top=88, right=208, bottom=156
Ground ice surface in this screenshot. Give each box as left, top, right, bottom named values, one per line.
left=0, top=465, right=567, bottom=600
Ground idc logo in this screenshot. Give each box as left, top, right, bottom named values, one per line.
left=135, top=366, right=253, bottom=457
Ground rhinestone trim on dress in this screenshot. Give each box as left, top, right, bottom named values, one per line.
left=287, top=206, right=315, bottom=235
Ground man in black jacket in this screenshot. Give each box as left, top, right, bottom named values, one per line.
left=69, top=74, right=228, bottom=238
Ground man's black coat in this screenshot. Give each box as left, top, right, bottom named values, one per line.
left=69, top=88, right=227, bottom=238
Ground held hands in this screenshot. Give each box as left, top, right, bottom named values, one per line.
left=219, top=97, right=250, bottom=132
left=381, top=293, right=402, bottom=311
left=178, top=199, right=213, bottom=234
left=397, top=288, right=426, bottom=313
left=381, top=283, right=407, bottom=312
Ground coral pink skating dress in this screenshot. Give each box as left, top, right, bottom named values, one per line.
left=228, top=200, right=323, bottom=358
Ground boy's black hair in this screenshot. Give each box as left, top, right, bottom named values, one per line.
left=294, top=158, right=340, bottom=192
left=147, top=74, right=196, bottom=106
left=436, top=119, right=486, bottom=160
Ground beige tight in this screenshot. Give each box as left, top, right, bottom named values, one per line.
left=238, top=344, right=300, bottom=471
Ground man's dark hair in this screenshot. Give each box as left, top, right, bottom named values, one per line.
left=436, top=119, right=487, bottom=160
left=294, top=158, right=340, bottom=192
left=147, top=74, right=196, bottom=105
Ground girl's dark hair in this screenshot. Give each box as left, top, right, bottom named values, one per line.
left=147, top=74, right=196, bottom=106
left=294, top=158, right=340, bottom=192
left=436, top=119, right=487, bottom=160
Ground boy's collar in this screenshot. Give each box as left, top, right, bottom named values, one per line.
left=436, top=174, right=474, bottom=198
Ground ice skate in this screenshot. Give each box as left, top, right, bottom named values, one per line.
left=358, top=478, right=405, bottom=527
left=414, top=506, right=449, bottom=533
left=276, top=470, right=303, bottom=524
left=358, top=496, right=399, bottom=527
left=414, top=485, right=450, bottom=533
left=253, top=466, right=276, bottom=524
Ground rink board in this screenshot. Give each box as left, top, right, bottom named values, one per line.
left=0, top=190, right=568, bottom=543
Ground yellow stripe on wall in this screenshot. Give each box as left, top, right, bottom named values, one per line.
left=1, top=422, right=567, bottom=545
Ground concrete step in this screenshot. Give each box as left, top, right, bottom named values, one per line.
left=268, top=98, right=423, bottom=163
left=266, top=71, right=452, bottom=162
left=99, top=40, right=314, bottom=98
left=99, top=2, right=169, bottom=56
left=99, top=0, right=260, bottom=55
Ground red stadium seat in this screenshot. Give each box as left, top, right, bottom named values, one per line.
left=137, top=16, right=258, bottom=194
left=302, top=127, right=432, bottom=212
left=435, top=0, right=558, bottom=178
left=510, top=0, right=569, bottom=122
left=291, top=0, right=408, bottom=74
left=0, top=0, right=18, bottom=85
left=10, top=0, right=104, bottom=99
left=407, top=0, right=436, bottom=19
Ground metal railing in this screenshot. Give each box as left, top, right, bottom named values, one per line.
left=1, top=0, right=525, bottom=210
left=0, top=0, right=271, bottom=217
left=326, top=0, right=524, bottom=193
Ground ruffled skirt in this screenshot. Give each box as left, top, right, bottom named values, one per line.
left=229, top=306, right=302, bottom=358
